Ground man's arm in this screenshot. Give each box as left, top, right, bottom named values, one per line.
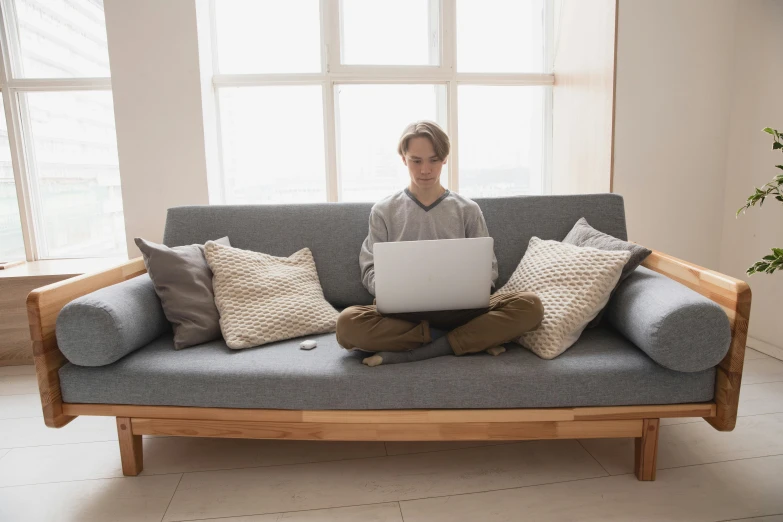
left=359, top=209, right=388, bottom=296
left=466, top=208, right=499, bottom=288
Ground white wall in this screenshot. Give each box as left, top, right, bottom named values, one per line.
left=104, top=0, right=212, bottom=256
left=719, top=1, right=783, bottom=354
left=613, top=0, right=737, bottom=270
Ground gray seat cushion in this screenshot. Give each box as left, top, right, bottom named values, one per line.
left=59, top=327, right=715, bottom=410
left=56, top=275, right=171, bottom=367
left=162, top=194, right=628, bottom=308
left=605, top=266, right=731, bottom=372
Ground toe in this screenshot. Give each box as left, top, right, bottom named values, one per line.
left=362, top=354, right=383, bottom=367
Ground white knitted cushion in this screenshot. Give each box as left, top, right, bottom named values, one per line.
left=205, top=242, right=338, bottom=349
left=497, top=237, right=631, bottom=359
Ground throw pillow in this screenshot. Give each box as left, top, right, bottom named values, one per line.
left=497, top=237, right=631, bottom=359
left=135, top=236, right=231, bottom=350
left=205, top=242, right=338, bottom=349
left=134, top=237, right=230, bottom=350
left=562, top=217, right=652, bottom=327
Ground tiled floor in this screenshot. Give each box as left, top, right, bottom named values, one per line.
left=1, top=349, right=782, bottom=522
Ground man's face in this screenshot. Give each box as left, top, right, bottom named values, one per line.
left=402, top=136, right=447, bottom=191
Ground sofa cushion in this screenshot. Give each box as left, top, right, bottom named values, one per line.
left=205, top=243, right=338, bottom=349
left=604, top=266, right=732, bottom=372
left=497, top=237, right=631, bottom=359
left=58, top=327, right=715, bottom=410
left=56, top=275, right=170, bottom=367
left=161, top=194, right=628, bottom=308
left=562, top=217, right=652, bottom=327
left=135, top=236, right=230, bottom=350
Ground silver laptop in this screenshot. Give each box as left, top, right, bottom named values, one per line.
left=374, top=237, right=494, bottom=314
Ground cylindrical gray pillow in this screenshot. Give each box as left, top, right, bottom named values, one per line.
left=56, top=274, right=170, bottom=367
left=604, top=266, right=731, bottom=373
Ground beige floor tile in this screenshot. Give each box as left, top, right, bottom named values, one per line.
left=580, top=412, right=783, bottom=475
left=163, top=440, right=606, bottom=521
left=0, top=373, right=39, bottom=395
left=0, top=441, right=124, bottom=487
left=742, top=358, right=783, bottom=385
left=190, top=502, right=403, bottom=522
left=745, top=348, right=772, bottom=361
left=0, top=474, right=182, bottom=522
left=739, top=382, right=783, bottom=417
left=0, top=415, right=117, bottom=449
left=0, top=365, right=36, bottom=376
left=384, top=440, right=514, bottom=456
left=143, top=437, right=386, bottom=475
left=0, top=436, right=385, bottom=487
left=728, top=516, right=783, bottom=522
left=400, top=455, right=783, bottom=522
left=0, top=393, right=43, bottom=419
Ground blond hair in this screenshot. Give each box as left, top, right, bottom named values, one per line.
left=397, top=120, right=450, bottom=160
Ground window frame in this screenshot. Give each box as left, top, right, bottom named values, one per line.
left=210, top=0, right=555, bottom=204
left=0, top=0, right=115, bottom=261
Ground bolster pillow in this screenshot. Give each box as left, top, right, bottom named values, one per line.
left=56, top=274, right=170, bottom=367
left=604, top=266, right=731, bottom=373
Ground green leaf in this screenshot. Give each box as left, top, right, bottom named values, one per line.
left=764, top=127, right=775, bottom=134
left=763, top=255, right=777, bottom=261
left=776, top=165, right=783, bottom=170
left=772, top=247, right=783, bottom=257
left=774, top=142, right=783, bottom=150
left=776, top=195, right=783, bottom=202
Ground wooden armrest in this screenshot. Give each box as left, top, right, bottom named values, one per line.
left=26, top=257, right=147, bottom=428
left=641, top=250, right=752, bottom=431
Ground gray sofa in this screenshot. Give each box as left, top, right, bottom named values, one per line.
left=29, top=193, right=751, bottom=481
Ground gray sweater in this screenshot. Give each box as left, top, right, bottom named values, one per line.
left=359, top=188, right=499, bottom=296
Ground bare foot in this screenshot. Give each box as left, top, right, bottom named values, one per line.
left=486, top=346, right=506, bottom=356
left=362, top=354, right=384, bottom=367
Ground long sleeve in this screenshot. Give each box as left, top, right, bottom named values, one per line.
left=359, top=209, right=388, bottom=296
left=466, top=208, right=499, bottom=288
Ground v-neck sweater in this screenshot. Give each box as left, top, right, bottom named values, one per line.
left=359, top=188, right=499, bottom=296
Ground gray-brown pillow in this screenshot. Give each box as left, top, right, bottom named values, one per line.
left=135, top=236, right=230, bottom=349
left=562, top=217, right=652, bottom=327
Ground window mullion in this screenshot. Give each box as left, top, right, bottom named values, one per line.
left=324, top=0, right=341, bottom=73
left=322, top=80, right=338, bottom=202
left=0, top=1, right=37, bottom=260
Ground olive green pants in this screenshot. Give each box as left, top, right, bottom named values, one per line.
left=335, top=291, right=544, bottom=356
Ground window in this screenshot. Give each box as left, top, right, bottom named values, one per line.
left=0, top=0, right=126, bottom=260
left=211, top=0, right=553, bottom=204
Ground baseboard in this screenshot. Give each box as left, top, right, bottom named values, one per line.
left=747, top=336, right=783, bottom=362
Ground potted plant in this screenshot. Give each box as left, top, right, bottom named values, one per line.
left=736, top=128, right=783, bottom=275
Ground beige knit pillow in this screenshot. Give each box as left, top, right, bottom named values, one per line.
left=497, top=237, right=631, bottom=359
left=205, top=242, right=338, bottom=349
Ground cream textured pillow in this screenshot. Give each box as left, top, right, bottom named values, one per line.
left=205, top=242, right=338, bottom=349
left=497, top=237, right=631, bottom=359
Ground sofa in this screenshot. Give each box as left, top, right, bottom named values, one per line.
left=27, top=194, right=751, bottom=482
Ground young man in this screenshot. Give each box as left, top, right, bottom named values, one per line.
left=336, top=120, right=544, bottom=367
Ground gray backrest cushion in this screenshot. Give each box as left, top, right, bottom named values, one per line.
left=604, top=266, right=732, bottom=372
left=56, top=274, right=171, bottom=367
left=163, top=194, right=627, bottom=308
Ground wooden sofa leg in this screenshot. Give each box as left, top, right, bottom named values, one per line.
left=117, top=417, right=143, bottom=476
left=634, top=418, right=659, bottom=481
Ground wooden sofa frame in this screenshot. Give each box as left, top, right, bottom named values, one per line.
left=27, top=250, right=751, bottom=481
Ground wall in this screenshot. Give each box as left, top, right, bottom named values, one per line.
left=612, top=0, right=737, bottom=269
left=104, top=0, right=212, bottom=256
left=551, top=0, right=617, bottom=195
left=719, top=1, right=783, bottom=354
